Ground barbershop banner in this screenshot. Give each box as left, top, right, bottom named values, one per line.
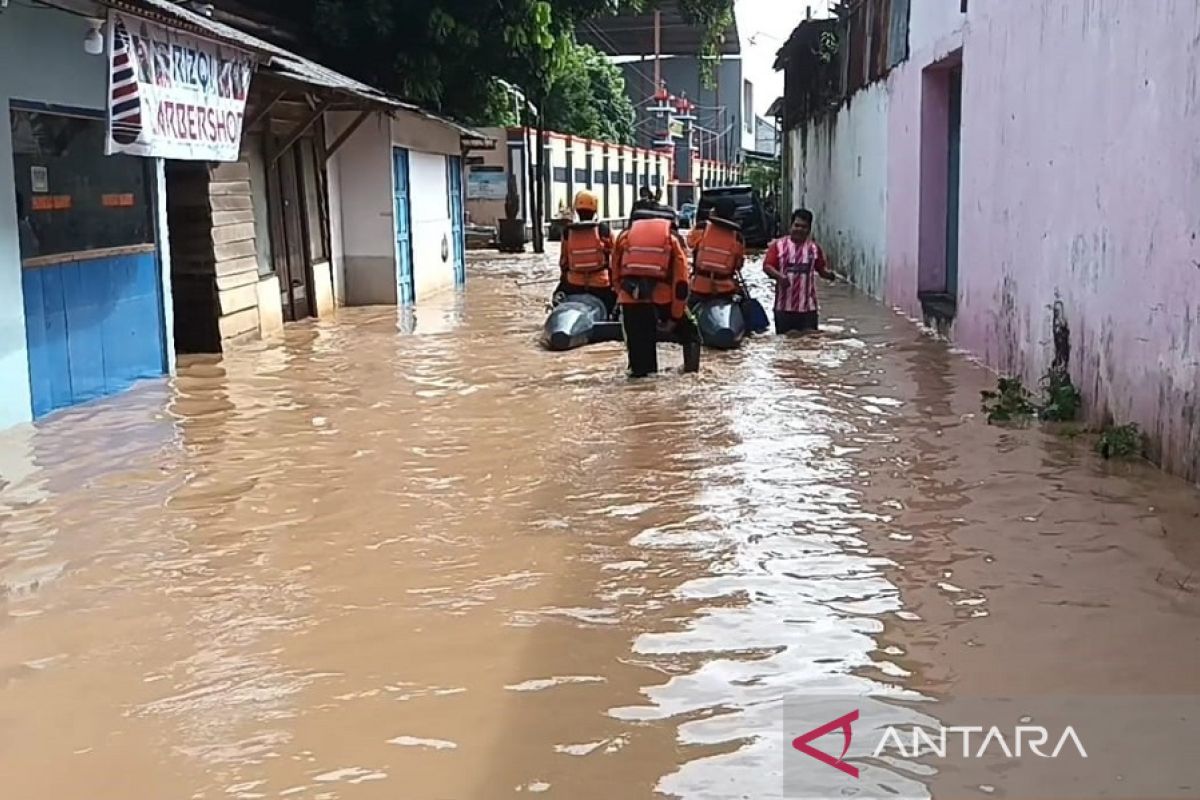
left=106, top=11, right=256, bottom=161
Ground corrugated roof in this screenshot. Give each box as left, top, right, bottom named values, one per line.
left=100, top=0, right=493, bottom=144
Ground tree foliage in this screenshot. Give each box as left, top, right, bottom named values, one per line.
left=236, top=0, right=733, bottom=121
left=540, top=43, right=635, bottom=143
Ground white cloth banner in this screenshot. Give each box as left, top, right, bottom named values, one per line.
left=105, top=11, right=256, bottom=161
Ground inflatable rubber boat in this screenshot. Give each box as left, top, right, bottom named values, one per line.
left=540, top=294, right=622, bottom=351
left=691, top=296, right=747, bottom=350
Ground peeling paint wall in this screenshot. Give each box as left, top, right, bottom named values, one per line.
left=956, top=0, right=1200, bottom=480
left=793, top=81, right=890, bottom=299
left=786, top=0, right=1200, bottom=481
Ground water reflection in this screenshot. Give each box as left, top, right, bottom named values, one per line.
left=0, top=253, right=1198, bottom=800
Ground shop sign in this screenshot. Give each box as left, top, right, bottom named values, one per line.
left=106, top=11, right=257, bottom=161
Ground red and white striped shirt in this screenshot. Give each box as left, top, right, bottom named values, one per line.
left=765, top=237, right=829, bottom=313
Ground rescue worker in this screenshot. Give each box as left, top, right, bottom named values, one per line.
left=686, top=202, right=710, bottom=250
left=554, top=190, right=616, bottom=315
left=689, top=197, right=745, bottom=299
left=611, top=211, right=699, bottom=377
left=631, top=186, right=656, bottom=214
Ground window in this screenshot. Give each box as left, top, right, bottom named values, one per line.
left=625, top=173, right=635, bottom=186
left=610, top=171, right=621, bottom=184
left=743, top=81, right=754, bottom=133
left=553, top=167, right=568, bottom=183
left=298, top=138, right=328, bottom=263
left=574, top=168, right=587, bottom=183
left=11, top=109, right=155, bottom=262
left=243, top=134, right=274, bottom=277
left=594, top=170, right=605, bottom=185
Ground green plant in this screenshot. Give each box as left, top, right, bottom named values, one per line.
left=1097, top=424, right=1143, bottom=460
left=981, top=377, right=1037, bottom=424
left=1039, top=365, right=1082, bottom=422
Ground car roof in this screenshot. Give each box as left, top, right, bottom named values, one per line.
left=701, top=185, right=754, bottom=196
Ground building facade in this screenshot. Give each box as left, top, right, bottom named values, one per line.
left=464, top=127, right=741, bottom=231
left=0, top=0, right=478, bottom=430
left=617, top=56, right=756, bottom=164
left=779, top=0, right=1200, bottom=481
left=1, top=0, right=173, bottom=426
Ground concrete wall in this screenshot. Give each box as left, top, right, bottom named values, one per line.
left=465, top=127, right=508, bottom=228
left=326, top=110, right=464, bottom=306
left=792, top=80, right=890, bottom=298
left=788, top=0, right=1200, bottom=480
left=0, top=0, right=172, bottom=427
left=327, top=113, right=396, bottom=305
left=955, top=0, right=1200, bottom=478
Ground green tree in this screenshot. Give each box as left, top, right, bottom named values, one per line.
left=236, top=0, right=733, bottom=118
left=540, top=43, right=635, bottom=143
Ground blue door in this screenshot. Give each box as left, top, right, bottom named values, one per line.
left=392, top=147, right=415, bottom=305
left=446, top=155, right=466, bottom=287
left=23, top=250, right=167, bottom=418
left=945, top=67, right=962, bottom=297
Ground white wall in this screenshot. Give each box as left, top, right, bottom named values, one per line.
left=793, top=81, right=891, bottom=298
left=908, top=0, right=967, bottom=56
left=326, top=112, right=396, bottom=305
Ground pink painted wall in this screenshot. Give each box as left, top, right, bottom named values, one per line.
left=956, top=0, right=1200, bottom=479
left=799, top=0, right=1199, bottom=479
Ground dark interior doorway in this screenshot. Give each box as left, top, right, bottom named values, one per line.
left=165, top=160, right=221, bottom=353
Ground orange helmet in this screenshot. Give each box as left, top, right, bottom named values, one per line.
left=573, top=190, right=599, bottom=213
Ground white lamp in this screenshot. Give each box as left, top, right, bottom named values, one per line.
left=83, top=19, right=104, bottom=55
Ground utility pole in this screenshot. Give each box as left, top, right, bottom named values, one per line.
left=653, top=9, right=662, bottom=89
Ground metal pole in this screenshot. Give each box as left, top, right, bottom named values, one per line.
left=653, top=10, right=662, bottom=89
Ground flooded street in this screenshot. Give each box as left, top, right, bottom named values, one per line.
left=2, top=251, right=1199, bottom=800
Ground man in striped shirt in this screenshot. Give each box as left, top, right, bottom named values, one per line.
left=763, top=208, right=835, bottom=334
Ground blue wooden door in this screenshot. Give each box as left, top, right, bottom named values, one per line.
left=446, top=155, right=466, bottom=287
left=23, top=250, right=167, bottom=418
left=392, top=147, right=415, bottom=305
left=945, top=67, right=963, bottom=297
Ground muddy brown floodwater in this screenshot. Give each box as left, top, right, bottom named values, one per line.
left=1, top=250, right=1199, bottom=800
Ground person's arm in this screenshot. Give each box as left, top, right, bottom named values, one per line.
left=599, top=224, right=615, bottom=278
left=669, top=235, right=690, bottom=321
left=687, top=223, right=704, bottom=249
left=610, top=233, right=626, bottom=286
left=763, top=240, right=784, bottom=281
left=815, top=243, right=835, bottom=280
left=734, top=233, right=746, bottom=276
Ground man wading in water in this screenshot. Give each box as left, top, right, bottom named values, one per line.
left=763, top=208, right=836, bottom=335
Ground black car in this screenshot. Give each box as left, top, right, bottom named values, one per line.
left=698, top=185, right=771, bottom=248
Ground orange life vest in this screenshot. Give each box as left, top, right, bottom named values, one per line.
left=694, top=217, right=742, bottom=279
left=621, top=218, right=673, bottom=282
left=564, top=223, right=610, bottom=288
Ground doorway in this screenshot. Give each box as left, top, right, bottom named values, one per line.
left=392, top=147, right=415, bottom=305
left=270, top=143, right=314, bottom=322
left=945, top=65, right=962, bottom=299
left=917, top=51, right=963, bottom=325
left=165, top=160, right=221, bottom=353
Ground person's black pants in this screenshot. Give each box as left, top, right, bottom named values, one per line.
left=620, top=304, right=702, bottom=377
left=621, top=303, right=660, bottom=377
left=774, top=310, right=819, bottom=334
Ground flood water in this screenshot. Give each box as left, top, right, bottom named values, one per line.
left=2, top=250, right=1199, bottom=800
